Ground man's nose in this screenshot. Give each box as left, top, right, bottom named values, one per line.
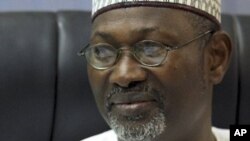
left=109, top=54, right=147, bottom=87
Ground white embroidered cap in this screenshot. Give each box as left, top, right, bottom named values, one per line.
left=92, top=0, right=221, bottom=26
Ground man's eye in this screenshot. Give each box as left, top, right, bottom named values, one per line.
left=93, top=47, right=113, bottom=58
left=143, top=46, right=163, bottom=57
left=94, top=47, right=107, bottom=58
left=92, top=45, right=116, bottom=62
left=136, top=41, right=165, bottom=57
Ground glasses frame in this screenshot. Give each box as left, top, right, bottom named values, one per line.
left=78, top=30, right=214, bottom=70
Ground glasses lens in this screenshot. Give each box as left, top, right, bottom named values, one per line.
left=85, top=44, right=118, bottom=69
left=134, top=40, right=167, bottom=66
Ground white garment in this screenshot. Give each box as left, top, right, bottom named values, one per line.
left=81, top=127, right=229, bottom=141
left=212, top=127, right=229, bottom=141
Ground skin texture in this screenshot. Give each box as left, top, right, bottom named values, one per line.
left=88, top=7, right=232, bottom=141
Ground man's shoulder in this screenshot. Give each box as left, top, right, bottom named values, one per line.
left=81, top=130, right=117, bottom=141
left=81, top=127, right=229, bottom=141
left=212, top=127, right=229, bottom=141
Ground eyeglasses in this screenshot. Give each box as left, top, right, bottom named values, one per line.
left=78, top=30, right=213, bottom=70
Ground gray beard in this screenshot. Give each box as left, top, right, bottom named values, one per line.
left=108, top=111, right=166, bottom=141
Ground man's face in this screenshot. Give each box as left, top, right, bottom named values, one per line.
left=88, top=7, right=213, bottom=141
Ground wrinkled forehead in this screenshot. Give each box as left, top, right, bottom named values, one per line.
left=93, top=7, right=192, bottom=30
left=91, top=7, right=195, bottom=43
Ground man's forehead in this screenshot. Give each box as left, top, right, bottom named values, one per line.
left=91, top=7, right=192, bottom=44
left=94, top=7, right=178, bottom=21
left=93, top=7, right=188, bottom=28
left=92, top=7, right=192, bottom=29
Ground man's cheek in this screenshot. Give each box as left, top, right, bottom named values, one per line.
left=88, top=69, right=107, bottom=94
left=89, top=80, right=106, bottom=111
left=88, top=71, right=110, bottom=115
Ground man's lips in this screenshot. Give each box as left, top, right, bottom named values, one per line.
left=108, top=92, right=157, bottom=115
left=109, top=92, right=156, bottom=105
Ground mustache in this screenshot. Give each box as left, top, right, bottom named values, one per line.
left=106, top=82, right=164, bottom=110
left=107, top=82, right=149, bottom=99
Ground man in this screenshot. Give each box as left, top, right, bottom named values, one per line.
left=79, top=0, right=232, bottom=141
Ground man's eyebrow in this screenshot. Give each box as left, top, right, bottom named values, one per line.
left=93, top=31, right=114, bottom=41
left=133, top=26, right=159, bottom=34
left=92, top=27, right=159, bottom=41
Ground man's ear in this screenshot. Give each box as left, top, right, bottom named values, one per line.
left=206, top=31, right=232, bottom=84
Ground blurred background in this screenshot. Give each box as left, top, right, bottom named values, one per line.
left=0, top=0, right=250, bottom=15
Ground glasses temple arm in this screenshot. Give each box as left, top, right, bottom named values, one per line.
left=77, top=44, right=90, bottom=56
left=173, top=30, right=214, bottom=50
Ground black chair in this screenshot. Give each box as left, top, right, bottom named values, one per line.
left=0, top=12, right=57, bottom=141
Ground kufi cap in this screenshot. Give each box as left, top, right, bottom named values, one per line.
left=92, top=0, right=221, bottom=26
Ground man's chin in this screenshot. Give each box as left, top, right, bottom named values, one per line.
left=107, top=110, right=166, bottom=141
